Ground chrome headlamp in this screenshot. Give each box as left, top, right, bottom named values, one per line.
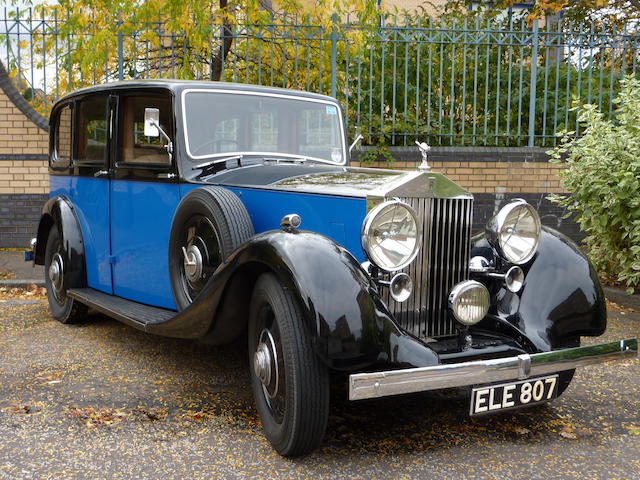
left=486, top=199, right=541, bottom=265
left=361, top=200, right=421, bottom=272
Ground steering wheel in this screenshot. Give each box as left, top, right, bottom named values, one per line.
left=191, top=139, right=240, bottom=156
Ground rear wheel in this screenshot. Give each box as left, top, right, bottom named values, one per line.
left=44, top=227, right=87, bottom=324
left=248, top=273, right=330, bottom=456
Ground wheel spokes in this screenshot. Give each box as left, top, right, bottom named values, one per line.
left=180, top=215, right=222, bottom=302
left=254, top=307, right=287, bottom=424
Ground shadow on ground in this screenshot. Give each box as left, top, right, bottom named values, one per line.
left=0, top=298, right=638, bottom=479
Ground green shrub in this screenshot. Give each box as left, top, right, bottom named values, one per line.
left=549, top=75, right=640, bottom=293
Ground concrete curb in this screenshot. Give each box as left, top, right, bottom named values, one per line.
left=0, top=279, right=45, bottom=288
left=603, top=286, right=640, bottom=312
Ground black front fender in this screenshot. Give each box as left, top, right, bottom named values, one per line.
left=149, top=230, right=439, bottom=371
left=34, top=196, right=86, bottom=289
left=473, top=226, right=607, bottom=352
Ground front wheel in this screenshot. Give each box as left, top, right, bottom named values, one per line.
left=248, top=273, right=330, bottom=456
left=554, top=337, right=579, bottom=399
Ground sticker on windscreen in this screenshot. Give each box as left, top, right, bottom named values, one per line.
left=331, top=148, right=342, bottom=163
left=326, top=105, right=337, bottom=116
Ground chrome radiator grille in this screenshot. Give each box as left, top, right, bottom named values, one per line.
left=381, top=197, right=473, bottom=339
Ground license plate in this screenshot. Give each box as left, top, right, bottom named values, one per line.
left=470, top=375, right=559, bottom=416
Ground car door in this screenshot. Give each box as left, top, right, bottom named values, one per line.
left=68, top=93, right=113, bottom=294
left=109, top=90, right=181, bottom=310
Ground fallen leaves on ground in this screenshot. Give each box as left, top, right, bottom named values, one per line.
left=606, top=299, right=637, bottom=314
left=36, top=370, right=65, bottom=385
left=66, top=406, right=170, bottom=427
left=558, top=424, right=592, bottom=440
left=0, top=269, right=16, bottom=280
left=0, top=285, right=47, bottom=299
left=624, top=425, right=640, bottom=436
left=559, top=425, right=578, bottom=439
left=3, top=402, right=44, bottom=414
left=67, top=407, right=128, bottom=427
left=132, top=407, right=168, bottom=422
left=514, top=426, right=531, bottom=435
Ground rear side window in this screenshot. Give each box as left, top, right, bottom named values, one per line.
left=52, top=105, right=72, bottom=167
left=76, top=96, right=108, bottom=165
left=119, top=95, right=172, bottom=164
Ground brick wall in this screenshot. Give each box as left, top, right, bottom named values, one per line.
left=351, top=146, right=564, bottom=194
left=0, top=62, right=49, bottom=247
left=0, top=193, right=48, bottom=246
left=351, top=161, right=564, bottom=194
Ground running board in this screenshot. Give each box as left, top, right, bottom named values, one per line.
left=67, top=288, right=176, bottom=329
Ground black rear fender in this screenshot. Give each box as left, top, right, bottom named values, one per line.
left=34, top=196, right=86, bottom=289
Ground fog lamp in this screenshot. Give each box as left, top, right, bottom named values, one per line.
left=389, top=272, right=413, bottom=303
left=505, top=266, right=524, bottom=293
left=448, top=280, right=490, bottom=326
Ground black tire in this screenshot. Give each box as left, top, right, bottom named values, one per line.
left=44, top=227, right=87, bottom=324
left=248, top=273, right=330, bottom=457
left=169, top=186, right=254, bottom=310
left=555, top=369, right=575, bottom=398
left=554, top=337, right=578, bottom=398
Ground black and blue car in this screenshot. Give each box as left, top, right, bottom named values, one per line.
left=27, top=80, right=637, bottom=456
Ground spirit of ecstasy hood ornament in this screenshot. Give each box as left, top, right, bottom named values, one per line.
left=415, top=141, right=431, bottom=171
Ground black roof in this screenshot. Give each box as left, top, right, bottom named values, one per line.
left=56, top=79, right=338, bottom=104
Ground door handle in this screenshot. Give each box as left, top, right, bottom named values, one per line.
left=94, top=170, right=109, bottom=178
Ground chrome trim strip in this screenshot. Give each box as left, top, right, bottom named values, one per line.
left=348, top=338, right=638, bottom=400
left=181, top=88, right=348, bottom=165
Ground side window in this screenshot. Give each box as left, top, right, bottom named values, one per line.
left=76, top=96, right=108, bottom=165
left=52, top=105, right=72, bottom=167
left=120, top=95, right=172, bottom=164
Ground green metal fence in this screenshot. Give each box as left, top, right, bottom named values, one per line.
left=2, top=7, right=639, bottom=147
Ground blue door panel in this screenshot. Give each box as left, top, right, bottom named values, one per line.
left=110, top=180, right=180, bottom=310
left=68, top=176, right=112, bottom=294
left=49, top=175, right=70, bottom=198
left=181, top=184, right=367, bottom=262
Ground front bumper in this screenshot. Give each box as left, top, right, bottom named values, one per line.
left=349, top=337, right=638, bottom=400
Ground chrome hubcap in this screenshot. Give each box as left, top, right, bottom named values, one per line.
left=182, top=245, right=203, bottom=284
left=254, top=342, right=272, bottom=386
left=49, top=253, right=64, bottom=291
left=254, top=329, right=279, bottom=399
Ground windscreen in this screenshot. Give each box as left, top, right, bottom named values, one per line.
left=183, top=90, right=345, bottom=164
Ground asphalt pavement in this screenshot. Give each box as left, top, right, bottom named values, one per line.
left=0, top=251, right=43, bottom=287
left=0, top=289, right=638, bottom=479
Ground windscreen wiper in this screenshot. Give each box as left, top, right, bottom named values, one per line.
left=263, top=154, right=312, bottom=164
left=192, top=154, right=244, bottom=172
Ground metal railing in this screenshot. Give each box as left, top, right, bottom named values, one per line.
left=1, top=7, right=639, bottom=147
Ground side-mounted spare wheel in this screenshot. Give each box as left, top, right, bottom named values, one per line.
left=169, top=186, right=254, bottom=310
left=44, top=227, right=88, bottom=323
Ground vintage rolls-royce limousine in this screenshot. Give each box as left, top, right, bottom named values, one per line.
left=26, top=80, right=637, bottom=456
